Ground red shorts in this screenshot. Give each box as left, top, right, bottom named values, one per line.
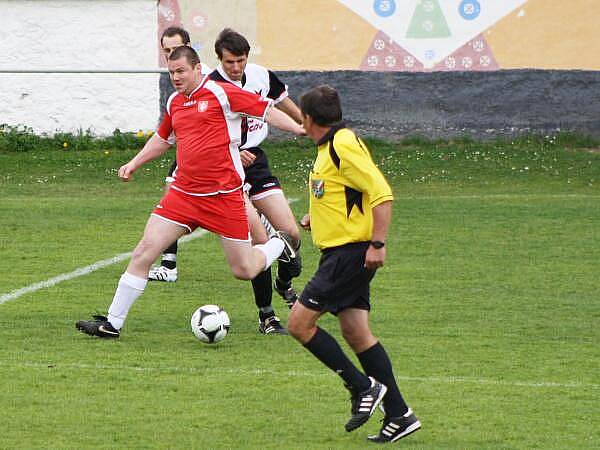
left=152, top=188, right=250, bottom=240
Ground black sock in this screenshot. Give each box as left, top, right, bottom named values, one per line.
left=275, top=276, right=291, bottom=291
left=252, top=267, right=273, bottom=309
left=357, top=342, right=408, bottom=417
left=161, top=241, right=178, bottom=269
left=276, top=264, right=293, bottom=286
left=304, top=327, right=371, bottom=392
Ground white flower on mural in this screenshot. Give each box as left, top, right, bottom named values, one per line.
left=480, top=55, right=491, bottom=66
left=379, top=0, right=394, bottom=14
left=403, top=55, right=415, bottom=68
left=463, top=3, right=476, bottom=15
left=192, top=15, right=207, bottom=29
left=423, top=1, right=435, bottom=12
left=384, top=55, right=397, bottom=67
left=422, top=20, right=434, bottom=32
left=367, top=55, right=379, bottom=66
left=462, top=56, right=473, bottom=68
left=472, top=39, right=485, bottom=52
left=374, top=39, right=385, bottom=50
left=159, top=5, right=175, bottom=22
left=445, top=56, right=456, bottom=69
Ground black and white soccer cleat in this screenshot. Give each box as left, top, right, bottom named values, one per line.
left=258, top=314, right=288, bottom=335
left=367, top=408, right=421, bottom=443
left=76, top=315, right=120, bottom=338
left=345, top=377, right=387, bottom=432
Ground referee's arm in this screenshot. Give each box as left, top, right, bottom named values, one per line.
left=366, top=200, right=392, bottom=269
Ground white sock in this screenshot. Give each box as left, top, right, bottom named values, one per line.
left=107, top=272, right=147, bottom=330
left=254, top=237, right=284, bottom=270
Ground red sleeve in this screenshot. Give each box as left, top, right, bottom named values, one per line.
left=221, top=82, right=272, bottom=120
left=156, top=112, right=173, bottom=142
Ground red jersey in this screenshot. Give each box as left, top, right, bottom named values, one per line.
left=157, top=76, right=272, bottom=196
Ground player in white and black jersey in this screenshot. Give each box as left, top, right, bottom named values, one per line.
left=151, top=28, right=303, bottom=335
left=209, top=29, right=303, bottom=335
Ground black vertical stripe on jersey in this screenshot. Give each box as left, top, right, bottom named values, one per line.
left=241, top=116, right=248, bottom=147
left=355, top=135, right=369, bottom=154
left=329, top=138, right=341, bottom=169
left=267, top=70, right=287, bottom=100
left=345, top=187, right=364, bottom=218
left=327, top=130, right=363, bottom=218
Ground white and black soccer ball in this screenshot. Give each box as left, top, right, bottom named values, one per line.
left=190, top=304, right=230, bottom=344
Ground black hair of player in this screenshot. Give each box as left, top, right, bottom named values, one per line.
left=161, top=26, right=191, bottom=47
left=169, top=45, right=200, bottom=67
left=214, top=28, right=250, bottom=59
left=299, top=85, right=343, bottom=127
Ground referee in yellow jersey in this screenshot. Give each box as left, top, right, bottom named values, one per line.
left=287, top=85, right=420, bottom=443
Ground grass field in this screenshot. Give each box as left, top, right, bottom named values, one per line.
left=1, top=135, right=599, bottom=449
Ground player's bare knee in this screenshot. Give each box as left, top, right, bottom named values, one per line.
left=229, top=262, right=255, bottom=280
left=342, top=327, right=370, bottom=350
left=131, top=239, right=158, bottom=266
left=286, top=314, right=307, bottom=341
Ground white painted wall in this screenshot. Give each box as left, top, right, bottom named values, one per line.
left=0, top=0, right=159, bottom=135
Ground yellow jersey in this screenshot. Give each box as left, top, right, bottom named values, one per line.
left=309, top=124, right=393, bottom=250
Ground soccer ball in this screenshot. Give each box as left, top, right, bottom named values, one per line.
left=190, top=305, right=230, bottom=344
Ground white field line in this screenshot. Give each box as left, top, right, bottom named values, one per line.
left=0, top=229, right=208, bottom=305
left=0, top=198, right=301, bottom=305
left=8, top=361, right=599, bottom=390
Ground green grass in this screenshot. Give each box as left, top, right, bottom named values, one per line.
left=1, top=136, right=599, bottom=449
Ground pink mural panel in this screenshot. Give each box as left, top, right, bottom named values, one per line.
left=360, top=31, right=425, bottom=72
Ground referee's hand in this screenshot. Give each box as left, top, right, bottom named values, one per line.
left=365, top=246, right=386, bottom=269
left=299, top=214, right=311, bottom=230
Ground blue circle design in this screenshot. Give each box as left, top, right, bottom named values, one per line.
left=374, top=0, right=396, bottom=17
left=459, top=0, right=481, bottom=20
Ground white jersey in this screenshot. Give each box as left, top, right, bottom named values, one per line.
left=211, top=63, right=288, bottom=149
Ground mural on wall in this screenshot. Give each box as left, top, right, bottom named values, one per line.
left=157, top=0, right=600, bottom=71
left=347, top=0, right=525, bottom=71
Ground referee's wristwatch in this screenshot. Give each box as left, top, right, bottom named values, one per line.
left=370, top=240, right=385, bottom=249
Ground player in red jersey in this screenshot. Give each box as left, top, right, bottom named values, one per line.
left=76, top=46, right=304, bottom=338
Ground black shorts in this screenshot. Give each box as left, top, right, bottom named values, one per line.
left=299, top=242, right=376, bottom=315
left=243, top=147, right=281, bottom=198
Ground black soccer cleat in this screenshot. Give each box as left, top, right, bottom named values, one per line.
left=258, top=314, right=288, bottom=335
left=76, top=315, right=120, bottom=338
left=367, top=409, right=421, bottom=443
left=345, top=377, right=387, bottom=432
left=274, top=279, right=299, bottom=309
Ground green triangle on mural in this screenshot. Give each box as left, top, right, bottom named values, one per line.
left=406, top=0, right=451, bottom=38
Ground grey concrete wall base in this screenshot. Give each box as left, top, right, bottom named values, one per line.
left=160, top=70, right=600, bottom=140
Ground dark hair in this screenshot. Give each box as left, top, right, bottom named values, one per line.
left=299, top=85, right=343, bottom=126
left=161, top=26, right=190, bottom=46
left=214, top=28, right=250, bottom=59
left=169, top=45, right=200, bottom=67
